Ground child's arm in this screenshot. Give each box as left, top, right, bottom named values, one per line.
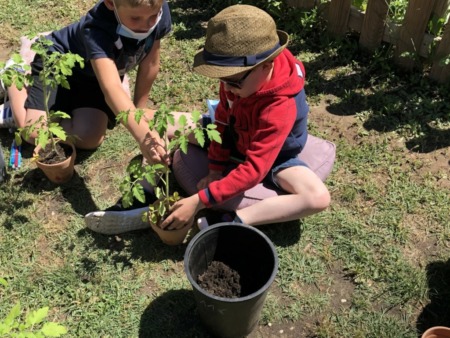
left=134, top=40, right=161, bottom=108
left=91, top=57, right=167, bottom=164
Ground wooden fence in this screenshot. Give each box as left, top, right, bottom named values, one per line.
left=286, top=0, right=450, bottom=83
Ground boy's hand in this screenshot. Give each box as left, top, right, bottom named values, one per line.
left=139, top=131, right=170, bottom=165
left=160, top=194, right=205, bottom=230
left=197, top=170, right=223, bottom=190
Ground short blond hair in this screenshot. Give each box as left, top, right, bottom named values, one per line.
left=115, top=0, right=163, bottom=8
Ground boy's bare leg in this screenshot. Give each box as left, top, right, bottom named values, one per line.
left=236, top=166, right=330, bottom=225
left=8, top=85, right=48, bottom=146
left=61, top=107, right=108, bottom=149
left=7, top=85, right=30, bottom=128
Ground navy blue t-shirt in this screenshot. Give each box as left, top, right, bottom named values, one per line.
left=48, top=0, right=172, bottom=79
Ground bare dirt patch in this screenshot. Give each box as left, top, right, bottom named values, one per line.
left=310, top=98, right=449, bottom=187
left=0, top=38, right=14, bottom=62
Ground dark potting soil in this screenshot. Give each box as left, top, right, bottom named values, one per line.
left=197, top=261, right=242, bottom=298
left=38, top=142, right=72, bottom=164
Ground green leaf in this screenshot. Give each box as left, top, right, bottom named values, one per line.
left=207, top=129, right=222, bottom=144
left=116, top=110, right=129, bottom=125
left=11, top=53, right=23, bottom=64
left=0, top=278, right=8, bottom=287
left=122, top=191, right=134, bottom=209
left=50, top=111, right=70, bottom=119
left=14, top=132, right=23, bottom=146
left=158, top=202, right=166, bottom=217
left=191, top=110, right=201, bottom=123
left=26, top=307, right=48, bottom=326
left=144, top=172, right=156, bottom=186
left=167, top=113, right=175, bottom=126
left=49, top=125, right=67, bottom=141
left=37, top=130, right=50, bottom=149
left=4, top=302, right=21, bottom=327
left=0, top=323, right=10, bottom=335
left=179, top=136, right=188, bottom=154
left=178, top=114, right=187, bottom=127
left=40, top=322, right=68, bottom=337
left=132, top=185, right=145, bottom=203
left=155, top=187, right=162, bottom=199
left=134, top=109, right=145, bottom=124
left=193, top=128, right=205, bottom=148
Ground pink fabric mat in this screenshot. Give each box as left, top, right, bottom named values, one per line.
left=172, top=134, right=336, bottom=211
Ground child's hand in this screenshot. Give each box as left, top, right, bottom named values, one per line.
left=160, top=195, right=204, bottom=230
left=197, top=170, right=222, bottom=190
left=139, top=131, right=170, bottom=165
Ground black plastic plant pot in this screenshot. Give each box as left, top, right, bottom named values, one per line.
left=184, top=223, right=278, bottom=338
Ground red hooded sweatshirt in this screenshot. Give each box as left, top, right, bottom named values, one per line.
left=198, top=49, right=309, bottom=207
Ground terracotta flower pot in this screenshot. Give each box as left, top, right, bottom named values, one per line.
left=34, top=141, right=76, bottom=184
left=422, top=326, right=450, bottom=338
left=148, top=200, right=190, bottom=246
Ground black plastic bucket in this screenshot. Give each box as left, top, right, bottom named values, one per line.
left=184, top=223, right=278, bottom=338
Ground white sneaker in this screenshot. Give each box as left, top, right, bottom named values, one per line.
left=84, top=207, right=150, bottom=235
left=0, top=101, right=15, bottom=129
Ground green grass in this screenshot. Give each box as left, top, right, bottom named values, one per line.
left=1, top=0, right=450, bottom=337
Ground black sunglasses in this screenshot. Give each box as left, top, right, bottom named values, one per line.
left=220, top=69, right=253, bottom=89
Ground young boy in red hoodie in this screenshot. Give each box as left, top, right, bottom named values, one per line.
left=85, top=4, right=331, bottom=235
left=159, top=4, right=331, bottom=230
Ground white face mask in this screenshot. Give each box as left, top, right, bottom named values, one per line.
left=113, top=2, right=163, bottom=41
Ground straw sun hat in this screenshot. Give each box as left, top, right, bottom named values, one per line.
left=193, top=4, right=289, bottom=78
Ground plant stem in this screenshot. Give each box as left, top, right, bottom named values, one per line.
left=40, top=53, right=56, bottom=153
left=164, top=131, right=170, bottom=199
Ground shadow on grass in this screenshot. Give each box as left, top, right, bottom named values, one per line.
left=297, top=31, right=450, bottom=153
left=0, top=179, right=33, bottom=230
left=78, top=227, right=187, bottom=265
left=416, top=259, right=450, bottom=336
left=19, top=168, right=99, bottom=215
left=258, top=220, right=302, bottom=248
left=139, top=289, right=210, bottom=337
left=79, top=218, right=300, bottom=267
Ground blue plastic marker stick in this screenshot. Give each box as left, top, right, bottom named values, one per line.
left=9, top=140, right=22, bottom=169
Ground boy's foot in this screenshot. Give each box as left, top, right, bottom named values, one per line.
left=84, top=191, right=157, bottom=235
left=198, top=210, right=244, bottom=230
left=0, top=101, right=15, bottom=129
left=85, top=206, right=149, bottom=235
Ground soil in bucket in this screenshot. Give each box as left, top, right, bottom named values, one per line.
left=197, top=261, right=242, bottom=298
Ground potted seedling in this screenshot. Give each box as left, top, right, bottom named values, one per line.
left=117, top=104, right=221, bottom=245
left=3, top=36, right=84, bottom=184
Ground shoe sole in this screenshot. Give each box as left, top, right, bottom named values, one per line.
left=84, top=206, right=149, bottom=235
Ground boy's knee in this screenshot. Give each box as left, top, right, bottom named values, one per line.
left=313, top=186, right=331, bottom=211
left=75, top=136, right=104, bottom=150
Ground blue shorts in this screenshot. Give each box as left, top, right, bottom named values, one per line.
left=25, top=56, right=118, bottom=129
left=269, top=156, right=308, bottom=190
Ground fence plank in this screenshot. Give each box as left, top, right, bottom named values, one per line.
left=359, top=0, right=390, bottom=51
left=432, top=0, right=450, bottom=17
left=327, top=0, right=352, bottom=37
left=430, top=23, right=450, bottom=82
left=395, top=0, right=436, bottom=70
left=286, top=0, right=317, bottom=9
